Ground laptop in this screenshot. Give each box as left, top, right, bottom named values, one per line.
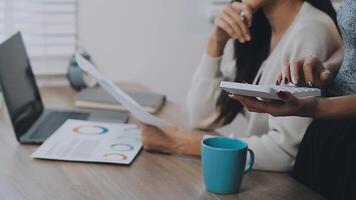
left=0, top=32, right=129, bottom=144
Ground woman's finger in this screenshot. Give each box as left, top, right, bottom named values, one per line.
left=235, top=14, right=251, bottom=42
left=233, top=94, right=296, bottom=116
left=141, top=124, right=149, bottom=131
left=217, top=14, right=240, bottom=39
left=228, top=4, right=251, bottom=41
left=232, top=95, right=264, bottom=111
left=141, top=124, right=156, bottom=132
left=282, top=63, right=291, bottom=84
left=277, top=91, right=299, bottom=106
left=235, top=96, right=259, bottom=110
left=231, top=2, right=253, bottom=27
left=319, top=69, right=333, bottom=88
left=220, top=10, right=244, bottom=41
left=290, top=61, right=301, bottom=85
left=215, top=18, right=236, bottom=39
left=276, top=72, right=283, bottom=85
left=302, top=57, right=316, bottom=87
left=239, top=2, right=254, bottom=27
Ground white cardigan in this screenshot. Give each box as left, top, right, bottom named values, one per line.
left=187, top=2, right=342, bottom=171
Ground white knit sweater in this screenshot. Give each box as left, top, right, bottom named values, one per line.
left=187, top=2, right=342, bottom=171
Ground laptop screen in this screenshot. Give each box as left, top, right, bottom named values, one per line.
left=0, top=33, right=44, bottom=139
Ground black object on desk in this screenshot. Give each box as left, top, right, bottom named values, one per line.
left=0, top=32, right=129, bottom=144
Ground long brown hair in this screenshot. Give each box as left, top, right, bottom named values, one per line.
left=215, top=0, right=338, bottom=125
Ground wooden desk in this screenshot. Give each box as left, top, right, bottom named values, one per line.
left=0, top=84, right=324, bottom=200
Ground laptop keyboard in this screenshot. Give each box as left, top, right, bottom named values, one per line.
left=30, top=111, right=89, bottom=140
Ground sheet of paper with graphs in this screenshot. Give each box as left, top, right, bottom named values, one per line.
left=75, top=54, right=171, bottom=127
left=32, top=119, right=142, bottom=165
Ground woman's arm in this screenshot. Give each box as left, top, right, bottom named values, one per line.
left=232, top=93, right=356, bottom=119
left=316, top=95, right=356, bottom=119
left=187, top=39, right=236, bottom=128
left=187, top=2, right=256, bottom=129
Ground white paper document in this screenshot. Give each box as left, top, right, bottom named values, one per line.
left=32, top=119, right=142, bottom=165
left=75, top=54, right=171, bottom=127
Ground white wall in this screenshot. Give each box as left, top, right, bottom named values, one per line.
left=78, top=0, right=213, bottom=107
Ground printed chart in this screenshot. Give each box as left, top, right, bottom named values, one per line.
left=31, top=119, right=142, bottom=165
left=73, top=125, right=109, bottom=135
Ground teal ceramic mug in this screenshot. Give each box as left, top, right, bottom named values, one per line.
left=201, top=137, right=255, bottom=194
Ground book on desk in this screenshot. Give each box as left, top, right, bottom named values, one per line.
left=75, top=88, right=166, bottom=114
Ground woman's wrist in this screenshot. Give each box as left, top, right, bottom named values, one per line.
left=173, top=131, right=204, bottom=156
left=299, top=97, right=320, bottom=118
left=206, top=36, right=228, bottom=58
left=311, top=97, right=322, bottom=118
left=312, top=97, right=337, bottom=119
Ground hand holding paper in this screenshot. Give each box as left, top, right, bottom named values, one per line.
left=75, top=54, right=171, bottom=127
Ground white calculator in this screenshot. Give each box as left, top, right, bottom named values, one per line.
left=220, top=81, right=321, bottom=100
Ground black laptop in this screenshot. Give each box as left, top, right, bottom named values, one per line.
left=0, top=32, right=129, bottom=144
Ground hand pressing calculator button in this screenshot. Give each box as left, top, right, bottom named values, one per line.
left=220, top=81, right=321, bottom=100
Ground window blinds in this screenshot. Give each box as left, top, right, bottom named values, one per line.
left=0, top=0, right=77, bottom=58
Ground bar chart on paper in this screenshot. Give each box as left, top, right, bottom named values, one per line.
left=31, top=119, right=142, bottom=165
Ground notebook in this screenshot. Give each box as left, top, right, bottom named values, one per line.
left=75, top=88, right=166, bottom=114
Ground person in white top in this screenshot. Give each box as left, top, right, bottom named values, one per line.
left=141, top=0, right=342, bottom=171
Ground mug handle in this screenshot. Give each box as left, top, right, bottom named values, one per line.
left=244, top=149, right=255, bottom=174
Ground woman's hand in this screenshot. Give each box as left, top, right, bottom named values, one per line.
left=211, top=2, right=254, bottom=44
left=230, top=92, right=319, bottom=118
left=141, top=125, right=181, bottom=154
left=207, top=1, right=255, bottom=57
left=141, top=125, right=204, bottom=156
left=277, top=55, right=334, bottom=88
left=229, top=48, right=345, bottom=118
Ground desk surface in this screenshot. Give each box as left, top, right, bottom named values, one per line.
left=0, top=84, right=324, bottom=200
